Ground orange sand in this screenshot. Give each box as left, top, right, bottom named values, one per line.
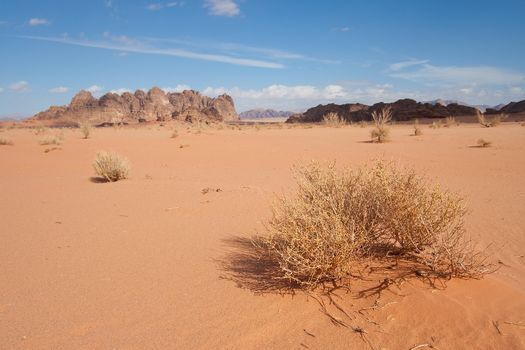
left=1, top=123, right=524, bottom=349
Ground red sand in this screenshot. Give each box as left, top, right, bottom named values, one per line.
left=1, top=123, right=524, bottom=349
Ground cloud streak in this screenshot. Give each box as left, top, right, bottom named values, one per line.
left=49, top=86, right=69, bottom=93
left=9, top=81, right=30, bottom=92
left=18, top=34, right=284, bottom=69
left=389, top=59, right=525, bottom=85
left=204, top=0, right=240, bottom=17
left=28, top=18, right=50, bottom=26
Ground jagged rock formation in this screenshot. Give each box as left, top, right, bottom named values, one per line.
left=31, top=88, right=239, bottom=125
left=486, top=100, right=525, bottom=114
left=239, top=108, right=295, bottom=119
left=286, top=99, right=480, bottom=123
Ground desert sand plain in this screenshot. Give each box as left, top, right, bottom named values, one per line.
left=1, top=121, right=525, bottom=349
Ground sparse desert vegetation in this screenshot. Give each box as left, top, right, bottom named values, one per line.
left=413, top=119, right=423, bottom=136
left=429, top=120, right=442, bottom=129
left=258, top=161, right=491, bottom=289
left=0, top=137, right=14, bottom=145
left=39, top=133, right=64, bottom=145
left=478, top=111, right=507, bottom=127
left=370, top=106, right=391, bottom=142
left=171, top=129, right=179, bottom=138
left=93, top=151, right=130, bottom=182
left=477, top=138, right=492, bottom=148
left=79, top=121, right=92, bottom=139
left=323, top=112, right=346, bottom=127
left=444, top=116, right=459, bottom=127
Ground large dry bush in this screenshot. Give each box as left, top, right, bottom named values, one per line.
left=259, top=161, right=491, bottom=289
left=477, top=111, right=507, bottom=127
left=323, top=112, right=346, bottom=127
left=93, top=151, right=129, bottom=182
left=370, top=107, right=391, bottom=142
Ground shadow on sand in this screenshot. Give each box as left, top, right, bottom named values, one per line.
left=217, top=235, right=449, bottom=299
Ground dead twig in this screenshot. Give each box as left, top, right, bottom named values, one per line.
left=492, top=320, right=503, bottom=335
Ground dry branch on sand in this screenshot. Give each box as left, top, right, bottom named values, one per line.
left=93, top=151, right=129, bottom=182
left=255, top=160, right=493, bottom=290
left=477, top=139, right=492, bottom=148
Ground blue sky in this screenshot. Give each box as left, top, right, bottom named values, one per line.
left=1, top=0, right=524, bottom=117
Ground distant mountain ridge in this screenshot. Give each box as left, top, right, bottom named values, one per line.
left=239, top=108, right=295, bottom=119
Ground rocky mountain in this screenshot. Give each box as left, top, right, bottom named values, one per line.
left=239, top=108, right=295, bottom=119
left=31, top=88, right=239, bottom=125
left=287, top=99, right=480, bottom=123
left=485, top=100, right=525, bottom=114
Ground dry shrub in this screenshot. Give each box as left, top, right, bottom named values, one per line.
left=477, top=139, right=492, bottom=148
left=79, top=121, right=91, bottom=139
left=0, top=137, right=14, bottom=145
left=259, top=160, right=492, bottom=289
left=323, top=112, right=346, bottom=127
left=93, top=151, right=129, bottom=182
left=171, top=129, right=179, bottom=138
left=34, top=125, right=48, bottom=135
left=478, top=111, right=507, bottom=127
left=444, top=116, right=459, bottom=128
left=413, top=119, right=423, bottom=136
left=370, top=107, right=391, bottom=142
left=429, top=121, right=441, bottom=129
left=39, top=133, right=63, bottom=145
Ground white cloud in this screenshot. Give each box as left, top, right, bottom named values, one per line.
left=387, top=59, right=429, bottom=72
left=20, top=34, right=283, bottom=69
left=510, top=86, right=523, bottom=95
left=118, top=52, right=128, bottom=56
left=9, top=81, right=30, bottom=92
left=163, top=84, right=191, bottom=93
left=49, top=86, right=69, bottom=93
left=147, top=2, right=182, bottom=10
left=204, top=0, right=240, bottom=17
left=389, top=61, right=525, bottom=85
left=202, top=83, right=407, bottom=111
left=28, top=18, right=50, bottom=26
left=86, top=85, right=103, bottom=94
left=202, top=82, right=524, bottom=112
left=109, top=88, right=131, bottom=94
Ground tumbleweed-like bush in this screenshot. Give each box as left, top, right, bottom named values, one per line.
left=370, top=107, right=391, bottom=142
left=323, top=112, right=346, bottom=127
left=93, top=151, right=129, bottom=182
left=259, top=160, right=492, bottom=289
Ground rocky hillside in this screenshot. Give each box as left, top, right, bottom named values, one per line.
left=287, top=99, right=480, bottom=123
left=31, top=88, right=239, bottom=125
left=485, top=100, right=525, bottom=114
left=239, top=108, right=294, bottom=119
